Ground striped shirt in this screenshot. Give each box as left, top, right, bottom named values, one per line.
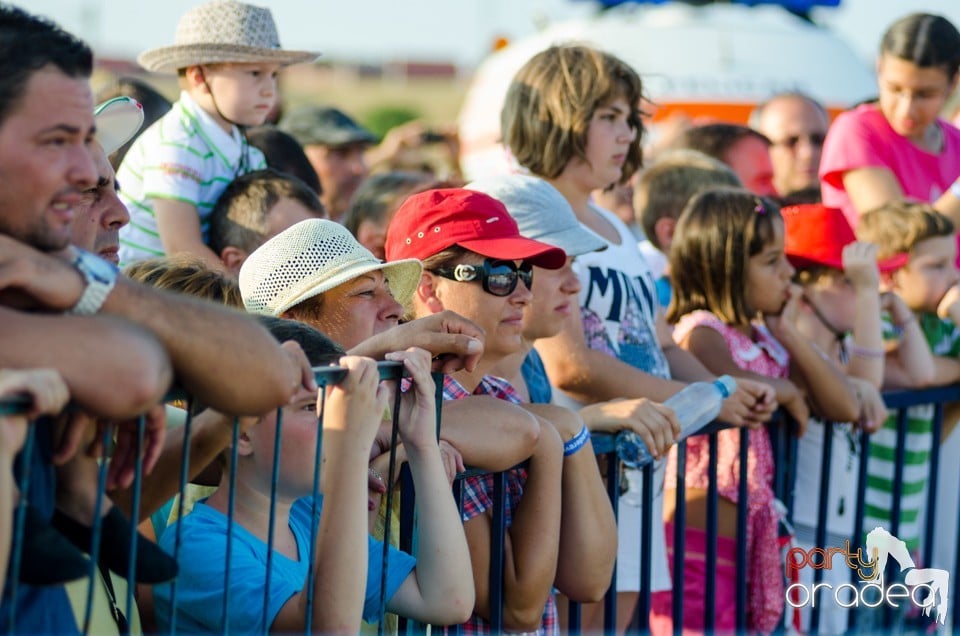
left=864, top=312, right=958, bottom=550
left=117, top=91, right=265, bottom=265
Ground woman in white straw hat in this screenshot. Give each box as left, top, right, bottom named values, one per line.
left=240, top=217, right=549, bottom=516
left=117, top=0, right=318, bottom=270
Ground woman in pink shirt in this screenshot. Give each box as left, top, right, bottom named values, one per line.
left=820, top=13, right=960, bottom=230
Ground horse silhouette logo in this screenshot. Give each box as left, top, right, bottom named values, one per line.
left=866, top=526, right=950, bottom=624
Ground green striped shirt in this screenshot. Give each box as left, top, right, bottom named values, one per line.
left=117, top=91, right=265, bottom=265
left=864, top=312, right=958, bottom=549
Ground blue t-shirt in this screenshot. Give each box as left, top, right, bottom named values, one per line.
left=154, top=496, right=415, bottom=633
left=521, top=349, right=553, bottom=404
left=0, top=418, right=80, bottom=634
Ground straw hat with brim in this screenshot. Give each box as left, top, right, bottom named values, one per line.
left=138, top=0, right=319, bottom=74
left=239, top=219, right=423, bottom=317
left=94, top=96, right=144, bottom=155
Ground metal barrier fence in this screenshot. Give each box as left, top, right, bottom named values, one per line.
left=2, top=379, right=959, bottom=634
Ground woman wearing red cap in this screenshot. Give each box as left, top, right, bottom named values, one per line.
left=386, top=187, right=570, bottom=635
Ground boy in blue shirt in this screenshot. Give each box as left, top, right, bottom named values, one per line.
left=118, top=0, right=317, bottom=268
left=154, top=323, right=473, bottom=633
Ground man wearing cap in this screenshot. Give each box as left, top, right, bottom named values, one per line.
left=117, top=0, right=318, bottom=268
left=280, top=105, right=377, bottom=222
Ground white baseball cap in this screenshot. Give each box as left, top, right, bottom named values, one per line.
left=466, top=174, right=608, bottom=257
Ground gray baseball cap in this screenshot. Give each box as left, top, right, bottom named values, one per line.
left=279, top=106, right=377, bottom=147
left=466, top=174, right=608, bottom=257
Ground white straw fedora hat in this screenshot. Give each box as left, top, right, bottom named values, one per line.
left=138, top=0, right=319, bottom=74
left=240, top=219, right=423, bottom=317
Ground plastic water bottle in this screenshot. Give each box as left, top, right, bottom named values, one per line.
left=615, top=375, right=737, bottom=468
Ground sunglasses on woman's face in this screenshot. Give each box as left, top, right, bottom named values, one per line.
left=430, top=258, right=534, bottom=297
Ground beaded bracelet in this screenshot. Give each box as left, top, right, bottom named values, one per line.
left=563, top=424, right=591, bottom=457
left=848, top=342, right=885, bottom=358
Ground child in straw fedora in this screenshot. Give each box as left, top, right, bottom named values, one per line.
left=118, top=0, right=317, bottom=269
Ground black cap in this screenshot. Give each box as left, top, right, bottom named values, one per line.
left=279, top=106, right=377, bottom=147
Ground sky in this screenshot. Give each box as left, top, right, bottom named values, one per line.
left=23, top=0, right=960, bottom=69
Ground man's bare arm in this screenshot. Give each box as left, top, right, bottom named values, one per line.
left=0, top=307, right=171, bottom=418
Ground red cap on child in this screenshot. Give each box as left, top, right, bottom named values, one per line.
left=385, top=188, right=566, bottom=269
left=782, top=204, right=908, bottom=273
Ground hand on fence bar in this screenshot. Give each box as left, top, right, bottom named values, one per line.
left=106, top=404, right=167, bottom=491
left=437, top=440, right=465, bottom=485
left=850, top=377, right=886, bottom=432
left=579, top=397, right=679, bottom=459
left=349, top=310, right=485, bottom=374
left=721, top=377, right=777, bottom=429
left=281, top=339, right=318, bottom=396
left=0, top=369, right=70, bottom=422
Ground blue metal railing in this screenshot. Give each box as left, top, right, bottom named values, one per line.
left=3, top=382, right=960, bottom=634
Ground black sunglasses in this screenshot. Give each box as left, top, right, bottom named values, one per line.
left=430, top=258, right=534, bottom=297
left=772, top=132, right=826, bottom=150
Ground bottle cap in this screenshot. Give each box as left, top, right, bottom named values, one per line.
left=713, top=375, right=736, bottom=399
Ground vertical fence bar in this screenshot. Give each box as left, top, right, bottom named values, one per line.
left=305, top=370, right=334, bottom=631
left=810, top=420, right=835, bottom=633
left=219, top=417, right=241, bottom=635
left=637, top=461, right=654, bottom=632
left=954, top=459, right=960, bottom=631
left=848, top=428, right=871, bottom=632
left=168, top=401, right=194, bottom=634
left=704, top=432, right=718, bottom=633
left=83, top=424, right=113, bottom=634
left=672, top=439, right=686, bottom=633
left=452, top=478, right=464, bottom=636
left=124, top=416, right=146, bottom=632
left=922, top=403, right=943, bottom=570
left=604, top=448, right=619, bottom=635
left=398, top=466, right=417, bottom=635
left=6, top=421, right=35, bottom=632
left=735, top=429, right=748, bottom=631
left=567, top=600, right=582, bottom=635
left=378, top=371, right=404, bottom=636
left=883, top=407, right=909, bottom=629
left=262, top=409, right=284, bottom=633
left=489, top=471, right=506, bottom=632
left=787, top=418, right=799, bottom=518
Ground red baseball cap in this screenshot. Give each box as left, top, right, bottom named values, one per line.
left=782, top=204, right=908, bottom=273
left=385, top=188, right=566, bottom=269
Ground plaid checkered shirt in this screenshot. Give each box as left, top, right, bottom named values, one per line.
left=442, top=375, right=557, bottom=636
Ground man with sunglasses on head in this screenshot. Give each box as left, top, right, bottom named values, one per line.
left=749, top=92, right=831, bottom=198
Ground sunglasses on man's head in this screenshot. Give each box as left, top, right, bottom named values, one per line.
left=772, top=132, right=826, bottom=150
left=429, top=258, right=534, bottom=297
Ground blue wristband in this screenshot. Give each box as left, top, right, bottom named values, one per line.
left=563, top=424, right=590, bottom=456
